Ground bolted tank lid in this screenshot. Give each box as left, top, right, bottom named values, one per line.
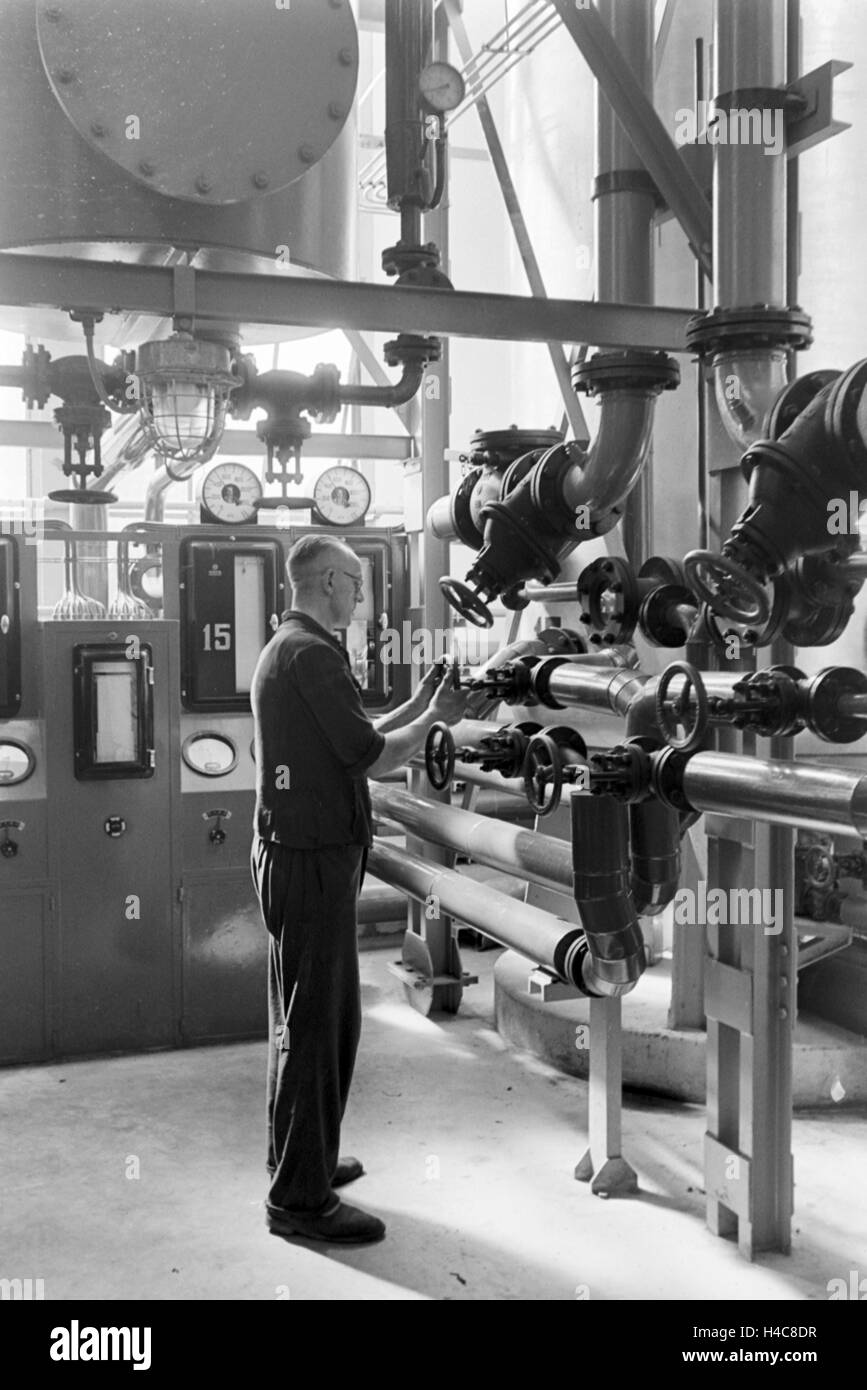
left=36, top=0, right=358, bottom=204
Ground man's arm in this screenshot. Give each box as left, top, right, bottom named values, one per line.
left=368, top=663, right=471, bottom=780
left=372, top=662, right=443, bottom=734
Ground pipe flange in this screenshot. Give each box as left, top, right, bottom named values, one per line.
left=686, top=304, right=813, bottom=359
left=527, top=655, right=570, bottom=709
left=572, top=349, right=680, bottom=396
left=559, top=935, right=606, bottom=998
left=765, top=370, right=841, bottom=439
left=383, top=334, right=441, bottom=369
left=529, top=447, right=587, bottom=532
left=500, top=583, right=531, bottom=612
left=639, top=583, right=697, bottom=647
left=577, top=556, right=639, bottom=646
left=649, top=746, right=694, bottom=813
left=450, top=466, right=485, bottom=549
left=805, top=667, right=867, bottom=744
left=467, top=427, right=563, bottom=468
left=826, top=359, right=867, bottom=473
left=638, top=555, right=687, bottom=587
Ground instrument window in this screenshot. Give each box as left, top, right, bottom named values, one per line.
left=0, top=739, right=35, bottom=787
left=182, top=732, right=239, bottom=777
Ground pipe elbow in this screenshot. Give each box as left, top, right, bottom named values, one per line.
left=571, top=793, right=647, bottom=996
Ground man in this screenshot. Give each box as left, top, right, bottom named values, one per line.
left=250, top=533, right=470, bottom=1245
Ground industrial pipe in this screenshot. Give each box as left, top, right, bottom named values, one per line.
left=369, top=783, right=572, bottom=894
left=685, top=0, right=809, bottom=452
left=367, top=841, right=589, bottom=990
left=440, top=351, right=679, bottom=621
left=655, top=749, right=867, bottom=837
left=571, top=793, right=646, bottom=996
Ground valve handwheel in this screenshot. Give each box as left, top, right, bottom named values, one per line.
left=439, top=576, right=494, bottom=628
left=655, top=661, right=710, bottom=753
left=683, top=549, right=770, bottom=626
left=424, top=722, right=456, bottom=790
left=523, top=733, right=563, bottom=816
left=497, top=727, right=529, bottom=778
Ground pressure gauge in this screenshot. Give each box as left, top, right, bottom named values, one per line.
left=313, top=466, right=372, bottom=527
left=418, top=61, right=465, bottom=113
left=200, top=462, right=263, bottom=525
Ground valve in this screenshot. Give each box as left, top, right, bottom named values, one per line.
left=523, top=733, right=563, bottom=817
left=203, top=807, right=231, bottom=845
left=655, top=662, right=710, bottom=752
left=424, top=722, right=455, bottom=791
left=585, top=741, right=654, bottom=803
left=0, top=819, right=23, bottom=858
left=438, top=576, right=494, bottom=629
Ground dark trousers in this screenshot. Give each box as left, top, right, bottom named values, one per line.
left=251, top=837, right=366, bottom=1215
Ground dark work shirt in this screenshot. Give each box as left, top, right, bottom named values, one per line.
left=251, top=610, right=386, bottom=848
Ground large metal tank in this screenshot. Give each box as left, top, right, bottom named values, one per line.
left=0, top=0, right=359, bottom=344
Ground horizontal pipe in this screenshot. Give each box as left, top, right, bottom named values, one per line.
left=0, top=252, right=695, bottom=351
left=367, top=841, right=585, bottom=987
left=520, top=580, right=580, bottom=603
left=369, top=783, right=572, bottom=893
left=682, top=752, right=867, bottom=835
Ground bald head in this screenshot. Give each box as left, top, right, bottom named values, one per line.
left=287, top=534, right=357, bottom=595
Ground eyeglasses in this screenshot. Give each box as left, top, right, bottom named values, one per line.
left=340, top=570, right=364, bottom=597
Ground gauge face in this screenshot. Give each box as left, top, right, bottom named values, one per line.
left=418, top=61, right=465, bottom=113
left=201, top=463, right=262, bottom=524
left=313, top=467, right=371, bottom=526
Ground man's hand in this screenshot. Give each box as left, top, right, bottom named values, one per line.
left=429, top=656, right=472, bottom=724
left=412, top=658, right=448, bottom=710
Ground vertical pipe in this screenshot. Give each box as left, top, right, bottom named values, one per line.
left=384, top=0, right=433, bottom=234
left=594, top=0, right=656, bottom=564
left=713, top=0, right=787, bottom=306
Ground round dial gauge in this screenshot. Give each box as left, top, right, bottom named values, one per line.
left=200, top=462, right=262, bottom=524
left=418, top=61, right=465, bottom=113
left=313, top=467, right=372, bottom=526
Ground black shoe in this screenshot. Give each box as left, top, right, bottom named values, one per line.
left=267, top=1198, right=386, bottom=1246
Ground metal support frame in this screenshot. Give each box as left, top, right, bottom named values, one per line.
left=443, top=0, right=589, bottom=444
left=395, top=2, right=469, bottom=1016
left=574, top=995, right=639, bottom=1197
left=550, top=0, right=713, bottom=277
left=0, top=252, right=693, bottom=351
left=702, top=0, right=793, bottom=1260
left=0, top=420, right=410, bottom=461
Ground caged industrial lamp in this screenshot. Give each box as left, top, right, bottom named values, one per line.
left=134, top=330, right=240, bottom=469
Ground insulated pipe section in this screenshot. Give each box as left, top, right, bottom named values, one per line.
left=571, top=793, right=646, bottom=996
left=368, top=841, right=589, bottom=991
left=686, top=0, right=807, bottom=452
left=369, top=784, right=572, bottom=894
left=663, top=751, right=867, bottom=837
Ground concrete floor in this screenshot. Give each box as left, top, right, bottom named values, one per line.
left=2, top=945, right=866, bottom=1301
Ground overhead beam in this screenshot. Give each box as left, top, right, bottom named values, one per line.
left=0, top=253, right=694, bottom=351
left=549, top=0, right=712, bottom=278
left=0, top=419, right=411, bottom=460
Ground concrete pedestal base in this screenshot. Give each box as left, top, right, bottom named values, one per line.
left=494, top=950, right=867, bottom=1108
